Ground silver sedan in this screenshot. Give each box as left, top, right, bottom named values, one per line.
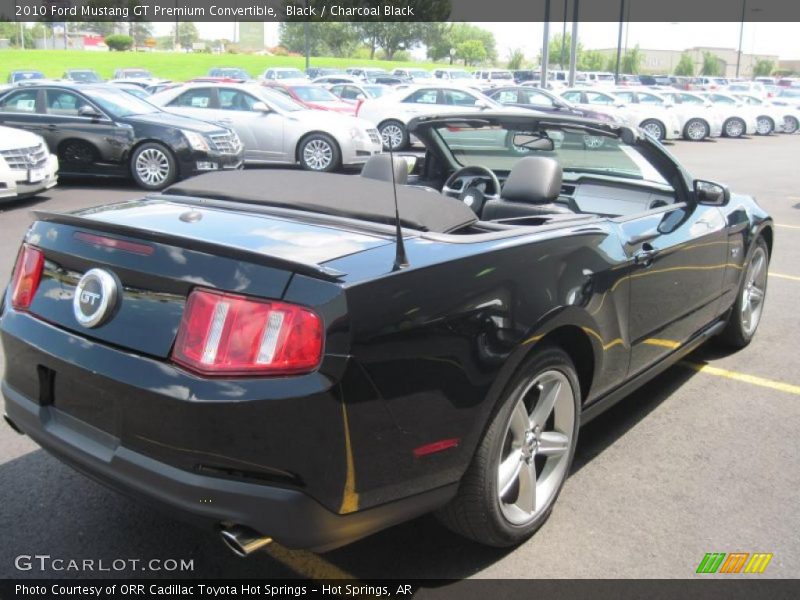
left=149, top=83, right=383, bottom=172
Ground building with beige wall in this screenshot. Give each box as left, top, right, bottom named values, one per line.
left=596, top=46, right=779, bottom=77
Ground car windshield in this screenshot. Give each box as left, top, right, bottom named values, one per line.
left=597, top=74, right=615, bottom=81
left=290, top=86, right=338, bottom=102
left=409, top=70, right=432, bottom=78
left=434, top=122, right=667, bottom=186
left=14, top=71, right=44, bottom=81
left=69, top=71, right=101, bottom=82
left=491, top=72, right=513, bottom=80
left=214, top=69, right=250, bottom=79
left=86, top=87, right=160, bottom=117
left=276, top=69, right=305, bottom=79
left=122, top=70, right=152, bottom=79
left=256, top=88, right=304, bottom=112
left=778, top=88, right=800, bottom=98
left=447, top=70, right=472, bottom=79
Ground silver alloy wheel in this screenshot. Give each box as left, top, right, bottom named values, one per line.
left=783, top=116, right=798, bottom=134
left=725, top=118, right=745, bottom=137
left=756, top=117, right=773, bottom=135
left=686, top=120, right=708, bottom=141
left=135, top=148, right=170, bottom=186
left=582, top=135, right=605, bottom=149
left=497, top=370, right=576, bottom=526
left=380, top=124, right=404, bottom=149
left=642, top=121, right=664, bottom=140
left=741, top=246, right=768, bottom=337
left=302, top=138, right=333, bottom=171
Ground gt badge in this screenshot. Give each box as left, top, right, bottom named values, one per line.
left=73, top=268, right=120, bottom=328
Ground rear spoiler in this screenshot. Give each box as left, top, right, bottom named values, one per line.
left=31, top=210, right=346, bottom=282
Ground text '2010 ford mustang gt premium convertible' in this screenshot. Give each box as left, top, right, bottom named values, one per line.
left=1, top=111, right=772, bottom=556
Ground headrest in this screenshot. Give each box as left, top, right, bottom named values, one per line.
left=502, top=157, right=562, bottom=204
left=360, top=154, right=408, bottom=185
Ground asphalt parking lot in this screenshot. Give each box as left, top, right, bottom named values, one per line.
left=0, top=134, right=798, bottom=581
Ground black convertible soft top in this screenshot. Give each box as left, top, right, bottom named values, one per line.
left=164, top=170, right=478, bottom=234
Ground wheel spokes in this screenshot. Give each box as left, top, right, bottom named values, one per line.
left=516, top=460, right=537, bottom=514
left=538, top=431, right=570, bottom=457
left=498, top=450, right=523, bottom=498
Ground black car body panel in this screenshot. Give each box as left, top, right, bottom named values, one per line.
left=486, top=86, right=618, bottom=122
left=0, top=84, right=243, bottom=183
left=1, top=112, right=773, bottom=550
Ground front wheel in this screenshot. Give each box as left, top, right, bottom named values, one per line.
left=298, top=134, right=341, bottom=172
left=782, top=116, right=798, bottom=134
left=684, top=118, right=709, bottom=141
left=640, top=119, right=666, bottom=141
left=718, top=238, right=769, bottom=349
left=723, top=117, right=746, bottom=138
left=436, top=346, right=580, bottom=547
left=130, top=142, right=178, bottom=190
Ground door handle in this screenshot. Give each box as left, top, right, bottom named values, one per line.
left=45, top=124, right=58, bottom=130
left=633, top=243, right=658, bottom=266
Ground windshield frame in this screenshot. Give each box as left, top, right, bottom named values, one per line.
left=84, top=86, right=161, bottom=118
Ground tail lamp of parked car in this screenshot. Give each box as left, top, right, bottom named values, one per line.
left=10, top=244, right=44, bottom=311
left=172, top=288, right=323, bottom=377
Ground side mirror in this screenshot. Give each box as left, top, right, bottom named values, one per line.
left=694, top=179, right=730, bottom=206
left=78, top=105, right=102, bottom=119
left=397, top=154, right=418, bottom=173
left=251, top=101, right=271, bottom=113
left=475, top=99, right=489, bottom=109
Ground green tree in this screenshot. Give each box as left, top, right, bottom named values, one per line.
left=507, top=49, right=526, bottom=70
left=279, top=22, right=325, bottom=55
left=424, top=23, right=496, bottom=64
left=674, top=52, right=695, bottom=76
left=753, top=58, right=774, bottom=78
left=578, top=50, right=606, bottom=71
left=129, top=21, right=153, bottom=47
left=82, top=21, right=118, bottom=37
left=456, top=39, right=487, bottom=66
left=621, top=45, right=643, bottom=74
left=701, top=51, right=723, bottom=76
left=548, top=33, right=583, bottom=68
left=105, top=33, right=133, bottom=51
left=176, top=22, right=199, bottom=49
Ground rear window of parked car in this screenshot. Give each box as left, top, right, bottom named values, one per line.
left=0, top=90, right=38, bottom=113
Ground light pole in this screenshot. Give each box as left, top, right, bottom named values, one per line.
left=541, top=0, right=551, bottom=88
left=568, top=0, right=579, bottom=87
left=736, top=0, right=746, bottom=78
left=560, top=0, right=568, bottom=70
left=614, top=0, right=626, bottom=83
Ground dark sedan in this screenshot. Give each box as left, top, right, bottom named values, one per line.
left=0, top=84, right=243, bottom=190
left=486, top=85, right=621, bottom=123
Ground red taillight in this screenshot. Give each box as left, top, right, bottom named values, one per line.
left=172, top=288, right=323, bottom=376
left=74, top=231, right=154, bottom=256
left=10, top=244, right=44, bottom=310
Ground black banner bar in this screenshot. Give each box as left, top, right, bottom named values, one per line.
left=2, top=0, right=800, bottom=22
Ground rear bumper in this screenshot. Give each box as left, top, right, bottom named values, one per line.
left=2, top=382, right=454, bottom=552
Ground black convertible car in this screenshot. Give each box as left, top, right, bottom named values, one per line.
left=1, top=112, right=771, bottom=555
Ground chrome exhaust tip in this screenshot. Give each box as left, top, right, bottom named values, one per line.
left=220, top=525, right=273, bottom=557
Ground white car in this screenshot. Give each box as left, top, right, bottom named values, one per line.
left=726, top=81, right=769, bottom=99
left=701, top=92, right=760, bottom=137
left=0, top=125, right=58, bottom=201
left=614, top=88, right=723, bottom=141
left=771, top=88, right=800, bottom=133
left=560, top=88, right=682, bottom=141
left=582, top=72, right=616, bottom=87
left=432, top=68, right=474, bottom=83
left=391, top=68, right=435, bottom=83
left=260, top=68, right=309, bottom=85
left=326, top=82, right=392, bottom=102
left=150, top=83, right=382, bottom=172
left=472, top=70, right=515, bottom=90
left=733, top=93, right=798, bottom=134
left=356, top=85, right=505, bottom=150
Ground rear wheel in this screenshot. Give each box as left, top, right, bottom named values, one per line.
left=755, top=116, right=774, bottom=135
left=130, top=142, right=177, bottom=190
left=782, top=116, right=798, bottom=134
left=640, top=119, right=666, bottom=141
left=723, top=117, right=746, bottom=138
left=719, top=238, right=769, bottom=349
left=436, top=346, right=580, bottom=547
left=378, top=120, right=409, bottom=151
left=683, top=118, right=709, bottom=141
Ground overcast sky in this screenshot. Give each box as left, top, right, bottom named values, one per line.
left=151, top=22, right=800, bottom=60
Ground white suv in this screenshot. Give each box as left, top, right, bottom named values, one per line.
left=0, top=126, right=59, bottom=201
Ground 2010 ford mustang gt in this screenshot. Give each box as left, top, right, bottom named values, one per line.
left=1, top=112, right=772, bottom=555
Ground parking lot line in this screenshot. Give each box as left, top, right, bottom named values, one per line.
left=770, top=272, right=800, bottom=282
left=776, top=224, right=800, bottom=230
left=265, top=543, right=358, bottom=580
left=680, top=361, right=800, bottom=396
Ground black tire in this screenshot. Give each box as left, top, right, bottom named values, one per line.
left=58, top=139, right=97, bottom=171
left=718, top=237, right=769, bottom=349
left=783, top=116, right=799, bottom=134
left=755, top=116, right=774, bottom=136
left=297, top=133, right=341, bottom=172
left=683, top=118, right=709, bottom=141
left=130, top=142, right=178, bottom=191
left=378, top=120, right=409, bottom=151
left=436, top=346, right=581, bottom=547
left=723, top=117, right=746, bottom=138
left=640, top=119, right=666, bottom=141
